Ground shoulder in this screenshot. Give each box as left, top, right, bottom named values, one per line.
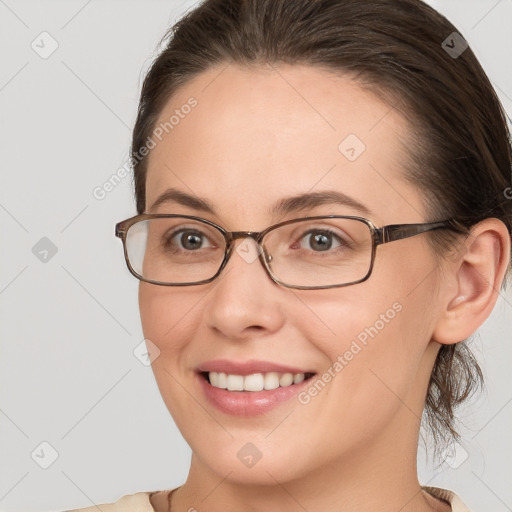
left=64, top=491, right=155, bottom=512
left=63, top=486, right=473, bottom=511
left=423, top=485, right=473, bottom=512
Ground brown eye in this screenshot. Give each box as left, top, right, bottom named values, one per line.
left=302, top=231, right=336, bottom=251
left=296, top=229, right=345, bottom=252
left=179, top=231, right=205, bottom=250
left=166, top=229, right=212, bottom=251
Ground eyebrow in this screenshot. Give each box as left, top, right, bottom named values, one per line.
left=148, top=187, right=373, bottom=218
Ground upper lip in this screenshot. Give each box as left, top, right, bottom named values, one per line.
left=196, top=359, right=315, bottom=376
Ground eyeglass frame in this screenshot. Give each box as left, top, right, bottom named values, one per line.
left=115, top=213, right=468, bottom=290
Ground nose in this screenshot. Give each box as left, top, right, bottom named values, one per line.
left=202, top=238, right=286, bottom=340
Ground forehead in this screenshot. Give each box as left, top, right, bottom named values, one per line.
left=145, top=64, right=424, bottom=227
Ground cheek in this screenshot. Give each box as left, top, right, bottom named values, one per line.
left=296, top=286, right=411, bottom=385
left=138, top=283, right=205, bottom=425
left=289, top=299, right=418, bottom=458
left=138, top=282, right=205, bottom=377
left=139, top=282, right=198, bottom=341
left=296, top=259, right=434, bottom=416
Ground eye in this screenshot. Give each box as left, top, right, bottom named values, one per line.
left=167, top=229, right=213, bottom=251
left=297, top=229, right=343, bottom=252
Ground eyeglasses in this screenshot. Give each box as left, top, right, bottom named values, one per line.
left=115, top=214, right=466, bottom=290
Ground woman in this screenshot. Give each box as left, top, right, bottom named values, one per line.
left=69, top=0, right=511, bottom=510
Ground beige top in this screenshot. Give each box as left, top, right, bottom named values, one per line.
left=65, top=486, right=472, bottom=511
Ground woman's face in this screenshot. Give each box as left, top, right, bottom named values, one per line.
left=139, top=64, right=445, bottom=485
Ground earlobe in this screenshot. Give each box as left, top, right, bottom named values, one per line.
left=432, top=218, right=511, bottom=345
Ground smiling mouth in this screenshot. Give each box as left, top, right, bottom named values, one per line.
left=200, top=371, right=316, bottom=392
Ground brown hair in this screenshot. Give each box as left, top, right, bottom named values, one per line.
left=130, top=0, right=512, bottom=455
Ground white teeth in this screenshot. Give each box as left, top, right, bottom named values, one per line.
left=209, top=371, right=219, bottom=387
left=279, top=373, right=294, bottom=387
left=226, top=374, right=244, bottom=391
left=264, top=372, right=280, bottom=390
left=293, top=373, right=305, bottom=384
left=207, top=371, right=308, bottom=391
left=244, top=373, right=264, bottom=392
left=217, top=372, right=227, bottom=388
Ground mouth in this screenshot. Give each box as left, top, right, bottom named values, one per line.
left=199, top=371, right=316, bottom=392
left=197, top=370, right=317, bottom=416
left=195, top=359, right=318, bottom=415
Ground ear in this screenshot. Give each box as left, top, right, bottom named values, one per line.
left=432, top=218, right=511, bottom=345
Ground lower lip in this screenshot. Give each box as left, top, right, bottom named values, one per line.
left=197, top=373, right=313, bottom=416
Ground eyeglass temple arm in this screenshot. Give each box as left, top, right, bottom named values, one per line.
left=374, top=220, right=467, bottom=245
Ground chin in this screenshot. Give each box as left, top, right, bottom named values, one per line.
left=190, top=435, right=321, bottom=487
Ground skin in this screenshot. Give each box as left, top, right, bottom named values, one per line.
left=140, top=63, right=510, bottom=512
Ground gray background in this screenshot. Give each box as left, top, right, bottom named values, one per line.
left=0, top=1, right=510, bottom=511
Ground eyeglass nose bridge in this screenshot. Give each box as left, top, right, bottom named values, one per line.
left=221, top=230, right=274, bottom=273
left=225, top=230, right=263, bottom=242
